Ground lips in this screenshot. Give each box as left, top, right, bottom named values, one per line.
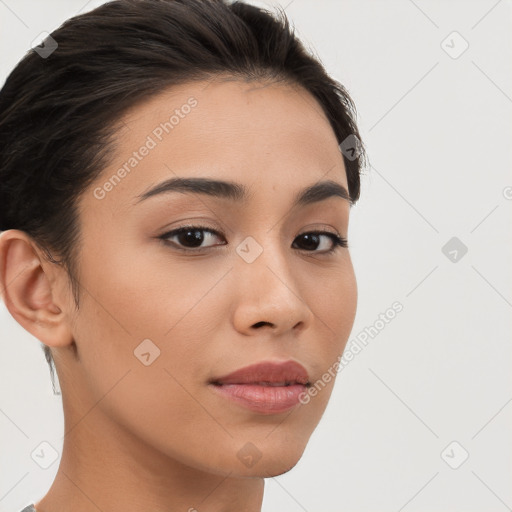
left=210, top=360, right=310, bottom=386
left=208, top=360, right=311, bottom=414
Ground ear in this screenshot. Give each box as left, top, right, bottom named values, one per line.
left=0, top=229, right=74, bottom=348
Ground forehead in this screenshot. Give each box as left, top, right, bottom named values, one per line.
left=87, top=77, right=348, bottom=212
left=121, top=77, right=333, bottom=133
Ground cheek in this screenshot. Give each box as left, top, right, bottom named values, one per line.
left=79, top=233, right=227, bottom=338
left=309, top=259, right=358, bottom=358
left=70, top=241, right=231, bottom=401
left=336, top=263, right=358, bottom=343
left=67, top=259, right=228, bottom=465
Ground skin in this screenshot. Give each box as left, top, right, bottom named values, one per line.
left=0, top=77, right=357, bottom=512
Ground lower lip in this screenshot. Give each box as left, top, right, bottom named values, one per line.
left=208, top=383, right=307, bottom=414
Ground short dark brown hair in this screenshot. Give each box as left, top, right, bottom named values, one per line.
left=0, top=0, right=367, bottom=389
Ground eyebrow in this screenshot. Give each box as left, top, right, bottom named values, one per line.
left=134, top=177, right=353, bottom=207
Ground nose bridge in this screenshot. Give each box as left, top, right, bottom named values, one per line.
left=232, top=230, right=312, bottom=332
left=235, top=229, right=289, bottom=286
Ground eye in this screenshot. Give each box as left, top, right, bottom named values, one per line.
left=159, top=225, right=226, bottom=251
left=293, top=231, right=348, bottom=254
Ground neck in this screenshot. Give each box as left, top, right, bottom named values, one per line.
left=35, top=404, right=265, bottom=512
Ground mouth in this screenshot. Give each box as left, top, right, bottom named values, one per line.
left=209, top=360, right=311, bottom=386
left=208, top=360, right=311, bottom=414
left=211, top=381, right=305, bottom=387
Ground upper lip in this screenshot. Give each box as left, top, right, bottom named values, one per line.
left=210, top=360, right=310, bottom=386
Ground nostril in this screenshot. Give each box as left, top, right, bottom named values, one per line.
left=252, top=321, right=273, bottom=328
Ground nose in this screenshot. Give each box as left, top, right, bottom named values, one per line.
left=231, top=237, right=314, bottom=337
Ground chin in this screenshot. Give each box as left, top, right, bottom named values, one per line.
left=230, top=440, right=307, bottom=478
left=224, top=458, right=302, bottom=479
left=260, top=457, right=302, bottom=477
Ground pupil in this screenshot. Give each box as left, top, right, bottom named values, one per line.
left=180, top=229, right=203, bottom=247
left=301, top=233, right=318, bottom=250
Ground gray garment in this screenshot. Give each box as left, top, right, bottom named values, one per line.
left=19, top=506, right=36, bottom=512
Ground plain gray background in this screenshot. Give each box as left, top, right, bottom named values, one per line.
left=1, top=1, right=511, bottom=511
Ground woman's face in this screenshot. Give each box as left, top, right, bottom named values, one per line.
left=59, top=78, right=357, bottom=477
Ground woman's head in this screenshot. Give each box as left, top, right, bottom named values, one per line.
left=0, top=0, right=366, bottom=483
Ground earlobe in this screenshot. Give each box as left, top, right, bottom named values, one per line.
left=0, top=229, right=74, bottom=349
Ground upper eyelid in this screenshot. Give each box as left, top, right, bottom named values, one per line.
left=162, top=225, right=223, bottom=238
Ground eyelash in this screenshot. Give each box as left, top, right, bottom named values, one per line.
left=158, top=224, right=348, bottom=255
